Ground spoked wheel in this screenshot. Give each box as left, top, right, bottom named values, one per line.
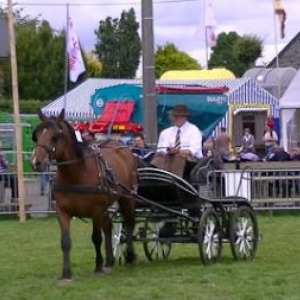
left=112, top=223, right=125, bottom=265
left=112, top=223, right=141, bottom=265
left=198, top=207, right=222, bottom=265
left=142, top=219, right=172, bottom=261
left=229, top=205, right=259, bottom=261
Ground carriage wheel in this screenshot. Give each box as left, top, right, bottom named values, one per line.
left=198, top=208, right=222, bottom=265
left=229, top=205, right=259, bottom=261
left=142, top=219, right=172, bottom=261
left=112, top=223, right=141, bottom=265
left=112, top=223, right=125, bottom=265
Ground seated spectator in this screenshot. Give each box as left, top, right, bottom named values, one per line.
left=241, top=128, right=255, bottom=153
left=290, top=147, right=300, bottom=161
left=131, top=133, right=154, bottom=164
left=263, top=124, right=278, bottom=157
left=240, top=128, right=259, bottom=161
left=215, top=127, right=231, bottom=161
left=267, top=145, right=290, bottom=162
left=202, top=136, right=214, bottom=157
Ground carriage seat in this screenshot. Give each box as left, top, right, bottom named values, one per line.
left=189, top=152, right=224, bottom=185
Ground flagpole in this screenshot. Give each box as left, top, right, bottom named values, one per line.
left=204, top=27, right=209, bottom=68
left=63, top=3, right=70, bottom=112
left=273, top=9, right=280, bottom=68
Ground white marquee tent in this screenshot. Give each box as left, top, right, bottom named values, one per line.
left=280, top=67, right=300, bottom=151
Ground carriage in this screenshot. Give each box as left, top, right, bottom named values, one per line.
left=112, top=162, right=259, bottom=265
left=31, top=109, right=259, bottom=281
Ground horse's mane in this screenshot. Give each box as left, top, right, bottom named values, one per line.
left=62, top=120, right=86, bottom=160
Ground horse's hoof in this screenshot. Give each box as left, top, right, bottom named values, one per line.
left=103, top=267, right=113, bottom=275
left=57, top=278, right=72, bottom=285
left=93, top=270, right=106, bottom=277
left=124, top=253, right=138, bottom=266
left=127, top=258, right=138, bottom=266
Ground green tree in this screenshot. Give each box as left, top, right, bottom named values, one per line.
left=154, top=43, right=201, bottom=78
left=94, top=8, right=141, bottom=78
left=85, top=52, right=102, bottom=78
left=208, top=32, right=263, bottom=77
left=0, top=13, right=66, bottom=100
left=18, top=20, right=65, bottom=100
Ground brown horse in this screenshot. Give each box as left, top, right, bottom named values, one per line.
left=31, top=109, right=138, bottom=282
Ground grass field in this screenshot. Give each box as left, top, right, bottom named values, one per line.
left=0, top=213, right=300, bottom=300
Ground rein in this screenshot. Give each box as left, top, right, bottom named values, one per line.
left=54, top=144, right=128, bottom=166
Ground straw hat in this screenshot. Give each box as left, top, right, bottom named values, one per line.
left=168, top=104, right=189, bottom=116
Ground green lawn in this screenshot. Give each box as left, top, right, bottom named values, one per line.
left=0, top=213, right=299, bottom=300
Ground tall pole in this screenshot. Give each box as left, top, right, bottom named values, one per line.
left=273, top=11, right=280, bottom=69
left=7, top=0, right=26, bottom=222
left=63, top=3, right=70, bottom=111
left=204, top=27, right=209, bottom=68
left=141, top=0, right=157, bottom=145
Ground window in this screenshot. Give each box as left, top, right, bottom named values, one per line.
left=242, top=114, right=255, bottom=136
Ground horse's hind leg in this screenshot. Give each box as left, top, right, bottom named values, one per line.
left=118, top=196, right=136, bottom=264
left=57, top=210, right=72, bottom=280
left=92, top=211, right=114, bottom=275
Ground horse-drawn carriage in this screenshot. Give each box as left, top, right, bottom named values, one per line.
left=113, top=164, right=258, bottom=265
left=31, top=109, right=259, bottom=282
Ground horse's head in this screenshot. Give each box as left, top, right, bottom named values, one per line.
left=31, top=109, right=68, bottom=172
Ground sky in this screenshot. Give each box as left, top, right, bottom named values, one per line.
left=2, top=0, right=299, bottom=70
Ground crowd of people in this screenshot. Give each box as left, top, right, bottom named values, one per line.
left=130, top=105, right=300, bottom=178
left=2, top=104, right=299, bottom=204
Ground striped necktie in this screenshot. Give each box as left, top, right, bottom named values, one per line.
left=174, top=128, right=181, bottom=149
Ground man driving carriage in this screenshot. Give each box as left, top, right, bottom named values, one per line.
left=150, top=104, right=203, bottom=177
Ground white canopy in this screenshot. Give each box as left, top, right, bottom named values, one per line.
left=280, top=67, right=300, bottom=150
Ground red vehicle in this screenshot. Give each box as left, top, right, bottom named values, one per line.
left=73, top=100, right=143, bottom=136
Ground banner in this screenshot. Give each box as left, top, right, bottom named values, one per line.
left=67, top=18, right=86, bottom=82
left=204, top=0, right=217, bottom=47
left=273, top=0, right=286, bottom=39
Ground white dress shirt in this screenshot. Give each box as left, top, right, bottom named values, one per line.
left=157, top=121, right=203, bottom=159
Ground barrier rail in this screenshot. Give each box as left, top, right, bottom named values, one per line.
left=1, top=163, right=300, bottom=216
left=208, top=167, right=300, bottom=210
left=0, top=172, right=55, bottom=216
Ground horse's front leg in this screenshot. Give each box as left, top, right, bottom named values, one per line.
left=57, top=210, right=72, bottom=281
left=92, top=218, right=104, bottom=275
left=102, top=211, right=114, bottom=272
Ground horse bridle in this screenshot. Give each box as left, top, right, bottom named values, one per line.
left=34, top=121, right=63, bottom=161
left=35, top=128, right=86, bottom=166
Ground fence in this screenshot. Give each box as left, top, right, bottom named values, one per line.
left=2, top=161, right=300, bottom=216
left=207, top=161, right=300, bottom=210
left=0, top=172, right=55, bottom=216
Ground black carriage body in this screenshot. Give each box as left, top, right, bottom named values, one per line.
left=113, top=166, right=259, bottom=265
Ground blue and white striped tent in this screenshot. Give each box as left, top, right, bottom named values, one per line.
left=42, top=77, right=279, bottom=137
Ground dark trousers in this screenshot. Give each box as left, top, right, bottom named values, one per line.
left=0, top=173, right=18, bottom=200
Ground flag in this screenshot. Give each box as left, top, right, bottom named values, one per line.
left=67, top=18, right=86, bottom=82
left=273, top=0, right=286, bottom=39
left=204, top=0, right=217, bottom=47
